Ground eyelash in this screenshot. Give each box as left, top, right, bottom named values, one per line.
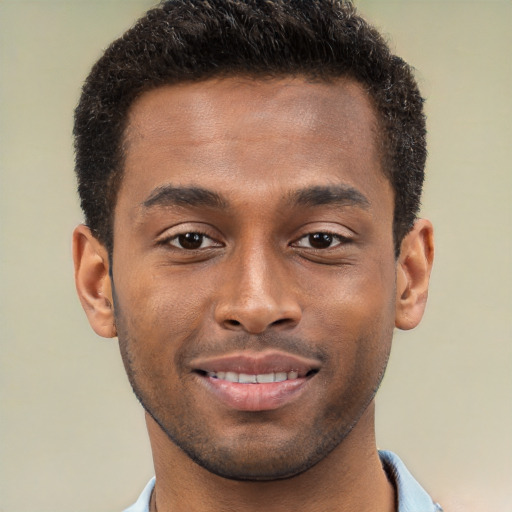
left=292, top=232, right=351, bottom=250
left=163, top=231, right=221, bottom=250
left=160, top=230, right=350, bottom=251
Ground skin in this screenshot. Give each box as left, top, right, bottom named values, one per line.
left=73, top=77, right=433, bottom=512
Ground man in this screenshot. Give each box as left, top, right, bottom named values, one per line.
left=72, top=1, right=438, bottom=511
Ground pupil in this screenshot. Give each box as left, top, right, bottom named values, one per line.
left=179, top=233, right=203, bottom=249
left=309, top=233, right=332, bottom=249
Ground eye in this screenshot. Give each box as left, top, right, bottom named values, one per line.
left=294, top=232, right=347, bottom=250
left=168, top=232, right=219, bottom=250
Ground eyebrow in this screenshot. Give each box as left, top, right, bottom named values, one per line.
left=142, top=185, right=228, bottom=210
left=291, top=185, right=370, bottom=209
left=141, top=183, right=369, bottom=212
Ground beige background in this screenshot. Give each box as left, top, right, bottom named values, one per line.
left=1, top=1, right=510, bottom=511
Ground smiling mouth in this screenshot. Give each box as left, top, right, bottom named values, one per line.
left=191, top=351, right=321, bottom=411
left=196, top=369, right=318, bottom=383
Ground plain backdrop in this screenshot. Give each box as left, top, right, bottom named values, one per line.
left=0, top=1, right=511, bottom=511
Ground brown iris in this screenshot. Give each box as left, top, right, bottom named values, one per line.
left=308, top=233, right=334, bottom=249
left=178, top=233, right=204, bottom=249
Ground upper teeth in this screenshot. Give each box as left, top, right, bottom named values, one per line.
left=207, top=371, right=299, bottom=383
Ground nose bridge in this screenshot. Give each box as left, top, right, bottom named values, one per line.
left=214, top=237, right=301, bottom=333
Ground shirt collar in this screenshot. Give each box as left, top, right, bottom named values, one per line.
left=379, top=450, right=443, bottom=512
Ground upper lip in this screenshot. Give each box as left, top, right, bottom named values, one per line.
left=190, top=350, right=321, bottom=378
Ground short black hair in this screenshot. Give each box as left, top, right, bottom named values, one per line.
left=74, top=0, right=426, bottom=256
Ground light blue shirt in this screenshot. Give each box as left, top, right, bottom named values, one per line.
left=124, top=450, right=442, bottom=512
left=379, top=451, right=443, bottom=512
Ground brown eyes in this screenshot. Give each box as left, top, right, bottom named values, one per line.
left=167, top=231, right=347, bottom=251
left=168, top=233, right=220, bottom=250
left=176, top=233, right=203, bottom=250
left=293, top=232, right=346, bottom=250
left=307, top=233, right=337, bottom=249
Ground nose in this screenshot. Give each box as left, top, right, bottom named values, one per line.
left=214, top=246, right=302, bottom=334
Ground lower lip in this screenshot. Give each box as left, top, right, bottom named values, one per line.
left=199, top=375, right=310, bottom=412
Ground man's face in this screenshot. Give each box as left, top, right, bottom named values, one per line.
left=111, top=77, right=397, bottom=480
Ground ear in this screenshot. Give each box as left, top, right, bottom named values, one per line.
left=72, top=225, right=116, bottom=338
left=395, top=219, right=434, bottom=330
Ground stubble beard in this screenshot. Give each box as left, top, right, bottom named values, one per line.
left=116, top=327, right=391, bottom=482
left=111, top=278, right=393, bottom=482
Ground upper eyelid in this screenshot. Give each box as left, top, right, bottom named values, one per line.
left=170, top=233, right=221, bottom=248
left=292, top=230, right=352, bottom=244
left=292, top=221, right=356, bottom=237
left=163, top=230, right=212, bottom=240
left=155, top=222, right=354, bottom=246
left=162, top=231, right=222, bottom=246
left=293, top=234, right=347, bottom=246
left=155, top=222, right=222, bottom=241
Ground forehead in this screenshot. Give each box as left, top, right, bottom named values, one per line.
left=124, top=76, right=379, bottom=160
left=126, top=76, right=377, bottom=136
left=120, top=77, right=389, bottom=213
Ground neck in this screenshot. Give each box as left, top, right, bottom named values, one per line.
left=146, top=402, right=395, bottom=512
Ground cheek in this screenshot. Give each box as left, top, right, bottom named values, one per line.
left=117, top=269, right=210, bottom=329
left=309, top=275, right=395, bottom=424
left=306, top=262, right=396, bottom=371
left=307, top=259, right=396, bottom=330
left=112, top=270, right=216, bottom=378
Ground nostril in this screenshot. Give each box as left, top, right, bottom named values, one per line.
left=226, top=319, right=241, bottom=327
left=271, top=318, right=290, bottom=327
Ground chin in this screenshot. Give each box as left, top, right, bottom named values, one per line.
left=149, top=407, right=358, bottom=483
left=177, top=446, right=321, bottom=482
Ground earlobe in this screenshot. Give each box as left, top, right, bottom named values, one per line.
left=395, top=219, right=434, bottom=330
left=72, top=225, right=117, bottom=338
